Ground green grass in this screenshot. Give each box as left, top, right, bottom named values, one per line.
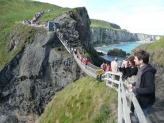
left=39, top=7, right=71, bottom=22
left=90, top=19, right=128, bottom=32
left=39, top=77, right=118, bottom=123
left=0, top=0, right=71, bottom=69
left=147, top=36, right=164, bottom=66
left=132, top=36, right=164, bottom=66
left=91, top=19, right=112, bottom=29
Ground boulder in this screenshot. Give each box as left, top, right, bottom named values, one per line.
left=107, top=48, right=126, bottom=57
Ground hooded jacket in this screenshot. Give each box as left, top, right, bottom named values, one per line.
left=132, top=64, right=156, bottom=109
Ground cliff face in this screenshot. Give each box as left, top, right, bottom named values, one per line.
left=0, top=7, right=90, bottom=123
left=91, top=28, right=161, bottom=45
left=54, top=7, right=91, bottom=49
left=153, top=65, right=164, bottom=102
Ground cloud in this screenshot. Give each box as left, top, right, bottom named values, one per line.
left=90, top=2, right=164, bottom=35
left=35, top=0, right=164, bottom=35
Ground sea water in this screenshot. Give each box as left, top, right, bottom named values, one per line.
left=95, top=41, right=149, bottom=62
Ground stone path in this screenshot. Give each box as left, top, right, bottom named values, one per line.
left=147, top=101, right=164, bottom=123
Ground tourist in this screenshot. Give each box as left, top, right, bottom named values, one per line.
left=125, top=56, right=138, bottom=84
left=127, top=49, right=156, bottom=122
left=74, top=49, right=77, bottom=54
left=111, top=57, right=119, bottom=80
left=120, top=56, right=138, bottom=82
left=111, top=57, right=118, bottom=73
left=123, top=56, right=138, bottom=113
left=119, top=57, right=128, bottom=79
left=83, top=58, right=90, bottom=69
left=76, top=51, right=79, bottom=58
left=106, top=63, right=111, bottom=71
left=101, top=62, right=107, bottom=72
left=80, top=55, right=83, bottom=63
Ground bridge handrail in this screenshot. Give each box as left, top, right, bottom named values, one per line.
left=56, top=31, right=102, bottom=78
left=56, top=32, right=72, bottom=54
left=102, top=71, right=148, bottom=123
left=87, top=62, right=100, bottom=69
left=73, top=52, right=101, bottom=78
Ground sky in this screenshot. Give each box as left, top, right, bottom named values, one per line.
left=35, top=0, right=164, bottom=35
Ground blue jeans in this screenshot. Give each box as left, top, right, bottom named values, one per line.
left=134, top=108, right=147, bottom=123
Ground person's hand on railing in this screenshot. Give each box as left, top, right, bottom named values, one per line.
left=127, top=84, right=133, bottom=93
left=127, top=84, right=132, bottom=88
left=128, top=88, right=133, bottom=93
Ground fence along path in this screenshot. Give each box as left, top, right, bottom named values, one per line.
left=102, top=72, right=148, bottom=123
left=56, top=33, right=148, bottom=123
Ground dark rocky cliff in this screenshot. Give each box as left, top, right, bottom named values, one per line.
left=0, top=7, right=92, bottom=123
left=53, top=7, right=91, bottom=49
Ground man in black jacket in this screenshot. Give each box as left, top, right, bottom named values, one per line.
left=127, top=49, right=156, bottom=122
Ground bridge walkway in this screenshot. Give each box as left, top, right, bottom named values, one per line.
left=56, top=32, right=102, bottom=78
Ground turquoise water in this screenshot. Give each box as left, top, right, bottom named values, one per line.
left=95, top=41, right=148, bottom=62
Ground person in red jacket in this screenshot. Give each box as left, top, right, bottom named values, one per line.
left=83, top=58, right=90, bottom=69
left=106, top=63, right=111, bottom=71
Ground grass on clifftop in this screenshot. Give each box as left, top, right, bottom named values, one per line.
left=0, top=0, right=71, bottom=69
left=90, top=19, right=127, bottom=32
left=39, top=77, right=118, bottom=123
left=132, top=36, right=164, bottom=66
left=91, top=19, right=112, bottom=29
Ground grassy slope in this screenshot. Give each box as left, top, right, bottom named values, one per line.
left=90, top=19, right=112, bottom=29
left=39, top=77, right=118, bottom=123
left=0, top=0, right=71, bottom=69
left=132, top=36, right=164, bottom=66
left=90, top=19, right=127, bottom=32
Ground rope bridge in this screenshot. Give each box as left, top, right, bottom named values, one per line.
left=56, top=32, right=148, bottom=123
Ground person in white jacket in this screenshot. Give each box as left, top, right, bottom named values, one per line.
left=111, top=57, right=118, bottom=72
left=111, top=57, right=119, bottom=80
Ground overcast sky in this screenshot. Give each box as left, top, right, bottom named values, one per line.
left=34, top=0, right=164, bottom=35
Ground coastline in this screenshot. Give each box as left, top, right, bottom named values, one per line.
left=94, top=41, right=149, bottom=62
left=94, top=41, right=145, bottom=49
left=94, top=41, right=148, bottom=53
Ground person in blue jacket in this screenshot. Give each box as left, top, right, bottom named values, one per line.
left=127, top=49, right=156, bottom=122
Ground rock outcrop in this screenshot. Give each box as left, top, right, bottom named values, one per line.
left=0, top=32, right=85, bottom=123
left=54, top=7, right=91, bottom=49
left=107, top=48, right=126, bottom=57
left=145, top=63, right=164, bottom=123
left=110, top=23, right=121, bottom=29
left=0, top=7, right=91, bottom=123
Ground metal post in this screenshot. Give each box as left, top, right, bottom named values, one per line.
left=100, top=74, right=102, bottom=81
